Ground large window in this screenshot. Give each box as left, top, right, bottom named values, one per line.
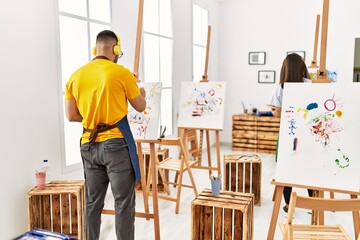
left=192, top=4, right=208, bottom=82
left=58, top=0, right=112, bottom=170
left=143, top=0, right=173, bottom=136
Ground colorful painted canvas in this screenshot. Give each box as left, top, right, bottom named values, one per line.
left=177, top=81, right=226, bottom=130
left=276, top=83, right=360, bottom=192
left=128, top=82, right=162, bottom=139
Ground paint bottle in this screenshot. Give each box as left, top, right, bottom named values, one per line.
left=42, top=159, right=51, bottom=183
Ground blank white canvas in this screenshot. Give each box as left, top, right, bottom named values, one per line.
left=128, top=82, right=161, bottom=139
left=276, top=83, right=360, bottom=192
left=177, top=82, right=226, bottom=130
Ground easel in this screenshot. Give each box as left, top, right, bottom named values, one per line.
left=267, top=180, right=360, bottom=240
left=180, top=127, right=221, bottom=177
left=267, top=1, right=359, bottom=239
left=180, top=26, right=221, bottom=177
left=312, top=0, right=331, bottom=83
left=102, top=1, right=161, bottom=239
left=308, top=14, right=320, bottom=69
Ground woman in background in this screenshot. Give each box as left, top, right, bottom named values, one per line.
left=269, top=53, right=313, bottom=213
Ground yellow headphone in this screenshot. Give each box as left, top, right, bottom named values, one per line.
left=92, top=33, right=122, bottom=56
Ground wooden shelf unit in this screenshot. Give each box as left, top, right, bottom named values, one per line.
left=232, top=114, right=280, bottom=154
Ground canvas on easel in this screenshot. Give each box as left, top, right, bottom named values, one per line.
left=275, top=82, right=360, bottom=192
left=177, top=81, right=226, bottom=130
left=128, top=82, right=162, bottom=139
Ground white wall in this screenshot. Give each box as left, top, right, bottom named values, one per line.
left=218, top=0, right=360, bottom=143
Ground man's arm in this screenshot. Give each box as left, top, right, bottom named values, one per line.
left=65, top=99, right=83, bottom=122
left=129, top=87, right=146, bottom=112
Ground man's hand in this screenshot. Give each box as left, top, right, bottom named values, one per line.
left=139, top=87, right=146, bottom=98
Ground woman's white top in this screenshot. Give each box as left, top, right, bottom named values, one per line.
left=269, top=78, right=310, bottom=107
left=269, top=84, right=283, bottom=107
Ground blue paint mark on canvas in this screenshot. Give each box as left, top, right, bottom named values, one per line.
left=306, top=103, right=318, bottom=111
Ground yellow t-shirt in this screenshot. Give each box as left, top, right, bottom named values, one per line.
left=65, top=59, right=140, bottom=144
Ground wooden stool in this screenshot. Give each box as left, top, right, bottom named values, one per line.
left=27, top=180, right=85, bottom=239
left=136, top=147, right=169, bottom=194
left=191, top=189, right=254, bottom=240
left=224, top=154, right=262, bottom=205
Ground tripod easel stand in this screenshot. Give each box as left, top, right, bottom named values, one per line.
left=267, top=2, right=359, bottom=239
left=309, top=14, right=320, bottom=69
left=180, top=25, right=221, bottom=177
left=312, top=0, right=330, bottom=83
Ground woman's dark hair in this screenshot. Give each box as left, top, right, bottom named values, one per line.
left=279, top=54, right=310, bottom=88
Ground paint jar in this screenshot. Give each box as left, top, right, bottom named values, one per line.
left=211, top=177, right=221, bottom=196
left=35, top=172, right=46, bottom=190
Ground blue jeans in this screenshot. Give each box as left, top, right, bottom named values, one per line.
left=81, top=138, right=136, bottom=240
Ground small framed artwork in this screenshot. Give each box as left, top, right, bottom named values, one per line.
left=258, top=70, right=275, bottom=84
left=287, top=51, right=306, bottom=60
left=249, top=52, right=266, bottom=65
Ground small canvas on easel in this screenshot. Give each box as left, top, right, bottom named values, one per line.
left=276, top=83, right=360, bottom=192
left=128, top=82, right=162, bottom=139
left=177, top=81, right=226, bottom=130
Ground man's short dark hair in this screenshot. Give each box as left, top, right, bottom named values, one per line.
left=96, top=30, right=117, bottom=43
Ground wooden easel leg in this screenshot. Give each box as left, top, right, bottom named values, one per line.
left=215, top=130, right=221, bottom=177
left=137, top=143, right=150, bottom=219
left=149, top=143, right=160, bottom=239
left=351, top=194, right=360, bottom=238
left=198, top=130, right=204, bottom=165
left=267, top=185, right=284, bottom=240
left=318, top=191, right=325, bottom=225
left=206, top=130, right=212, bottom=175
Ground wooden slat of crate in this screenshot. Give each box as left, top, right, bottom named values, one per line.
left=47, top=180, right=86, bottom=224
left=191, top=189, right=254, bottom=240
left=27, top=181, right=85, bottom=239
left=224, top=154, right=262, bottom=206
left=232, top=115, right=257, bottom=121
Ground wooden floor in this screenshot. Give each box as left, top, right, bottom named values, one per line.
left=100, top=144, right=356, bottom=240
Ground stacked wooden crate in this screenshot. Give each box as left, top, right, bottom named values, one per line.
left=27, top=180, right=85, bottom=239
left=191, top=189, right=254, bottom=240
left=223, top=154, right=262, bottom=205
left=232, top=114, right=280, bottom=154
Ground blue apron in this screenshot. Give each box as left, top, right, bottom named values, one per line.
left=115, top=116, right=141, bottom=181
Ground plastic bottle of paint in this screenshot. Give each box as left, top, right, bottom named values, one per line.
left=42, top=159, right=51, bottom=183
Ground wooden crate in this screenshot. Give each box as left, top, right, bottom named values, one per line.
left=192, top=189, right=254, bottom=240
left=136, top=147, right=169, bottom=193
left=232, top=114, right=280, bottom=154
left=27, top=180, right=85, bottom=239
left=224, top=154, right=262, bottom=206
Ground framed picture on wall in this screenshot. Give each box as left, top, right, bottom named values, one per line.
left=287, top=51, right=306, bottom=60
left=249, top=52, right=266, bottom=65
left=258, top=70, right=275, bottom=83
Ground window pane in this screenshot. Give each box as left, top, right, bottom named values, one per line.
left=144, top=34, right=160, bottom=82
left=90, top=23, right=111, bottom=54
left=193, top=4, right=202, bottom=45
left=58, top=0, right=86, bottom=17
left=161, top=89, right=173, bottom=135
left=201, top=8, right=209, bottom=46
left=160, top=38, right=172, bottom=87
left=144, top=0, right=159, bottom=34
left=193, top=45, right=204, bottom=82
left=59, top=16, right=89, bottom=91
left=89, top=0, right=111, bottom=22
left=159, top=0, right=172, bottom=37
left=63, top=108, right=83, bottom=166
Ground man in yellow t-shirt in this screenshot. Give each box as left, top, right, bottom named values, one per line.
left=65, top=30, right=146, bottom=240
